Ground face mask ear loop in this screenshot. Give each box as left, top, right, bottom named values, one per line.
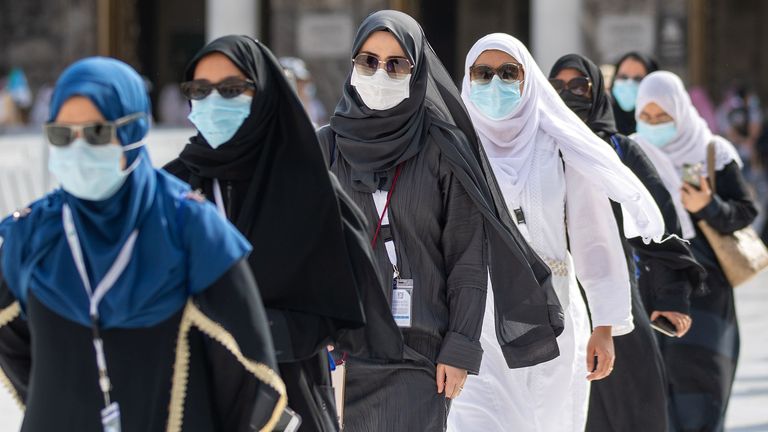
left=121, top=142, right=145, bottom=174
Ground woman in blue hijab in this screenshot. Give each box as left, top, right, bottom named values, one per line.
left=0, top=57, right=287, bottom=431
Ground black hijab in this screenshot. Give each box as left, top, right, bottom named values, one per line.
left=331, top=13, right=429, bottom=192
left=611, top=52, right=659, bottom=135
left=330, top=11, right=564, bottom=368
left=168, top=36, right=365, bottom=328
left=550, top=53, right=617, bottom=135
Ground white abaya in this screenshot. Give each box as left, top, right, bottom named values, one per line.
left=449, top=139, right=633, bottom=432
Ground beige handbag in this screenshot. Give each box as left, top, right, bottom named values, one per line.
left=696, top=142, right=768, bottom=287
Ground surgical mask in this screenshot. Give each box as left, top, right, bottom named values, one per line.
left=48, top=139, right=144, bottom=201
left=637, top=120, right=677, bottom=148
left=612, top=79, right=640, bottom=112
left=188, top=91, right=252, bottom=148
left=351, top=68, right=410, bottom=111
left=469, top=76, right=522, bottom=120
left=561, top=92, right=592, bottom=123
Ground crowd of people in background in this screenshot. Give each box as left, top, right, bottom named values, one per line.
left=0, top=9, right=764, bottom=432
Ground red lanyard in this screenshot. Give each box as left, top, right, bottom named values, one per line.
left=371, top=163, right=404, bottom=248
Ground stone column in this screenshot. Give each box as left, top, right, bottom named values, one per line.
left=206, top=0, right=261, bottom=42
left=531, top=0, right=583, bottom=73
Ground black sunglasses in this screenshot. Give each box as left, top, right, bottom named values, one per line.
left=549, top=77, right=592, bottom=97
left=180, top=77, right=257, bottom=100
left=352, top=53, right=413, bottom=80
left=469, top=63, right=524, bottom=84
left=44, top=113, right=145, bottom=147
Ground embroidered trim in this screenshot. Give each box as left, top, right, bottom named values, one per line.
left=544, top=258, right=569, bottom=277
left=167, top=301, right=287, bottom=432
left=0, top=302, right=24, bottom=410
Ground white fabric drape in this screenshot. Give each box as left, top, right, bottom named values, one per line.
left=460, top=33, right=665, bottom=243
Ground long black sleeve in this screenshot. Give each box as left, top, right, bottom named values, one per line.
left=436, top=157, right=487, bottom=375
left=693, top=161, right=758, bottom=234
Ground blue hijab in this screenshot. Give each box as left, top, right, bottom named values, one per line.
left=0, top=57, right=250, bottom=328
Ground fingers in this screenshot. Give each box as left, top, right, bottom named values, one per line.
left=436, top=364, right=446, bottom=394
left=650, top=311, right=661, bottom=322
left=699, top=175, right=711, bottom=193
left=677, top=314, right=693, bottom=337
left=444, top=375, right=458, bottom=400
left=587, top=350, right=615, bottom=381
left=586, top=346, right=596, bottom=375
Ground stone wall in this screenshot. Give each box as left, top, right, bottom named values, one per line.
left=0, top=0, right=99, bottom=90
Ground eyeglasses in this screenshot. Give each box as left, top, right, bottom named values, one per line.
left=615, top=74, right=644, bottom=82
left=548, top=77, right=592, bottom=97
left=180, top=77, right=257, bottom=100
left=352, top=53, right=413, bottom=80
left=44, top=113, right=145, bottom=147
left=469, top=63, right=524, bottom=84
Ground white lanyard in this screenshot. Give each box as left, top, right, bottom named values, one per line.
left=212, top=178, right=227, bottom=217
left=62, top=204, right=139, bottom=318
left=62, top=203, right=138, bottom=411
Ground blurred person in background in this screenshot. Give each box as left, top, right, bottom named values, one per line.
left=280, top=57, right=328, bottom=126
left=611, top=52, right=659, bottom=135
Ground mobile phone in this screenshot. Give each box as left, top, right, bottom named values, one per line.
left=273, top=407, right=302, bottom=432
left=651, top=316, right=678, bottom=337
left=682, top=163, right=703, bottom=189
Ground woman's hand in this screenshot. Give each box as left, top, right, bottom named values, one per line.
left=651, top=310, right=692, bottom=337
left=586, top=326, right=615, bottom=381
left=436, top=363, right=468, bottom=399
left=681, top=176, right=712, bottom=213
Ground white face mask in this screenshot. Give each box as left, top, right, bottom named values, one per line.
left=350, top=68, right=411, bottom=111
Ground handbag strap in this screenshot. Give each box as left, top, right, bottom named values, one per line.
left=707, top=141, right=717, bottom=192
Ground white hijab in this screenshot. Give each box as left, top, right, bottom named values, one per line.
left=631, top=71, right=742, bottom=239
left=461, top=33, right=665, bottom=243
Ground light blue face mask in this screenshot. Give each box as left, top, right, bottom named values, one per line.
left=469, top=76, right=523, bottom=120
left=48, top=139, right=143, bottom=201
left=612, top=79, right=640, bottom=112
left=188, top=91, right=252, bottom=148
left=637, top=120, right=678, bottom=148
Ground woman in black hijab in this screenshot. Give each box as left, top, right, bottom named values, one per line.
left=164, top=35, right=377, bottom=432
left=318, top=10, right=563, bottom=431
left=611, top=52, right=660, bottom=135
left=549, top=54, right=705, bottom=432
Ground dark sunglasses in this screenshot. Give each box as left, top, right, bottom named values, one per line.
left=352, top=53, right=413, bottom=80
left=549, top=77, right=592, bottom=97
left=469, top=63, right=524, bottom=84
left=44, top=112, right=145, bottom=147
left=180, top=77, right=256, bottom=100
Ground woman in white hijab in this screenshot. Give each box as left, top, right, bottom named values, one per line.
left=447, top=33, right=665, bottom=432
left=631, top=71, right=756, bottom=432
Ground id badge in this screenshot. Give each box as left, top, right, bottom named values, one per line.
left=391, top=278, right=413, bottom=328
left=101, top=402, right=122, bottom=432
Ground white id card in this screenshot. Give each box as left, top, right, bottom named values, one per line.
left=101, top=402, right=122, bottom=432
left=391, top=278, right=413, bottom=328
